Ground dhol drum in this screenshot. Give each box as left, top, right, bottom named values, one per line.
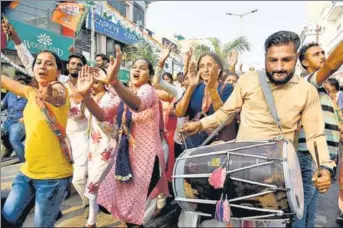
left=172, top=139, right=304, bottom=221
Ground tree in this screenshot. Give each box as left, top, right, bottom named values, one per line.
left=192, top=44, right=211, bottom=62
left=193, top=36, right=251, bottom=68
left=123, top=40, right=160, bottom=66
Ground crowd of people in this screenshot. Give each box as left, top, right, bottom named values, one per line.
left=1, top=17, right=343, bottom=228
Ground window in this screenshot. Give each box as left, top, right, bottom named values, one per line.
left=5, top=1, right=60, bottom=34
left=106, top=38, right=115, bottom=56
left=107, top=1, right=127, bottom=17
left=133, top=3, right=145, bottom=26
left=75, top=29, right=91, bottom=53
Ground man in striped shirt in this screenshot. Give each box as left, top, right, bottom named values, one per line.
left=297, top=41, right=343, bottom=227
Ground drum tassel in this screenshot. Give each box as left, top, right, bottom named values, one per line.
left=216, top=197, right=231, bottom=223
left=208, top=166, right=227, bottom=189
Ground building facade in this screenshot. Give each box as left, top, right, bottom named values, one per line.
left=298, top=1, right=343, bottom=84
left=1, top=1, right=156, bottom=82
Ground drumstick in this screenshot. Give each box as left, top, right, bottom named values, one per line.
left=180, top=132, right=188, bottom=150
left=314, top=141, right=322, bottom=178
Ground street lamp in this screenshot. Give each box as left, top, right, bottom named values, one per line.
left=226, top=9, right=258, bottom=36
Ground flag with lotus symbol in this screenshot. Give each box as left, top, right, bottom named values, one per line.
left=51, top=2, right=89, bottom=35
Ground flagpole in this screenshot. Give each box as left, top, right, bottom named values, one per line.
left=90, top=6, right=96, bottom=65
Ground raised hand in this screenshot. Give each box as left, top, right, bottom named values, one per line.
left=160, top=42, right=175, bottom=63
left=107, top=45, right=122, bottom=84
left=207, top=69, right=221, bottom=89
left=185, top=47, right=193, bottom=59
left=227, top=49, right=238, bottom=67
left=1, top=18, right=18, bottom=41
left=183, top=47, right=193, bottom=74
left=188, top=61, right=200, bottom=86
left=77, top=65, right=94, bottom=95
left=92, top=67, right=108, bottom=83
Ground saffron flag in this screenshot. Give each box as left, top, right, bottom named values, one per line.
left=51, top=2, right=89, bottom=34
left=61, top=26, right=75, bottom=38
left=9, top=1, right=20, bottom=9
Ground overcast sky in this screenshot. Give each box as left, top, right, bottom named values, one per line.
left=146, top=1, right=308, bottom=70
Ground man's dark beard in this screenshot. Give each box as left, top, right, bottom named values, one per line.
left=69, top=71, right=79, bottom=78
left=266, top=70, right=294, bottom=85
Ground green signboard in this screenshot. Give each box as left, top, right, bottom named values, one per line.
left=7, top=20, right=74, bottom=61
left=87, top=59, right=129, bottom=83
left=118, top=69, right=129, bottom=83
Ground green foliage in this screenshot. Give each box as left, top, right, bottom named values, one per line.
left=192, top=44, right=211, bottom=62
left=123, top=40, right=160, bottom=66
left=193, top=36, right=251, bottom=68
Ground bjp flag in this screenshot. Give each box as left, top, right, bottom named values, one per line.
left=9, top=1, right=20, bottom=9
left=51, top=3, right=89, bottom=34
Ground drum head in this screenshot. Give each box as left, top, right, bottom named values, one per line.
left=283, top=141, right=304, bottom=219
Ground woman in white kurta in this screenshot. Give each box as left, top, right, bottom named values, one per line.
left=65, top=81, right=90, bottom=207
left=83, top=77, right=118, bottom=227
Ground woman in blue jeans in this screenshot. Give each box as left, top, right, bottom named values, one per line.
left=1, top=50, right=73, bottom=227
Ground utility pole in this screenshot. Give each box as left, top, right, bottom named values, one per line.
left=226, top=9, right=258, bottom=36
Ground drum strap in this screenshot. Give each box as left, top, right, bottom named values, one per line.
left=257, top=70, right=284, bottom=137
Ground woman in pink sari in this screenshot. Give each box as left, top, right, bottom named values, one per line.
left=77, top=48, right=169, bottom=227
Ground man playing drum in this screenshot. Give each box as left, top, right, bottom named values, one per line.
left=182, top=31, right=335, bottom=227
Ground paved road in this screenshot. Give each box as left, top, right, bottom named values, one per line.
left=315, top=180, right=341, bottom=227
left=1, top=163, right=341, bottom=227
left=1, top=163, right=180, bottom=227
left=1, top=163, right=124, bottom=227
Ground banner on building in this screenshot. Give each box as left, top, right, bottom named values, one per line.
left=86, top=13, right=140, bottom=45
left=51, top=2, right=89, bottom=34
left=6, top=20, right=74, bottom=61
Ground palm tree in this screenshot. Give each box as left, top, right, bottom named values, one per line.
left=193, top=36, right=251, bottom=68
left=123, top=40, right=160, bottom=66
left=192, top=44, right=211, bottom=62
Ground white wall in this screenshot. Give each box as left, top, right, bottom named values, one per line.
left=96, top=34, right=107, bottom=54
left=306, top=1, right=343, bottom=53
left=299, top=1, right=343, bottom=75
